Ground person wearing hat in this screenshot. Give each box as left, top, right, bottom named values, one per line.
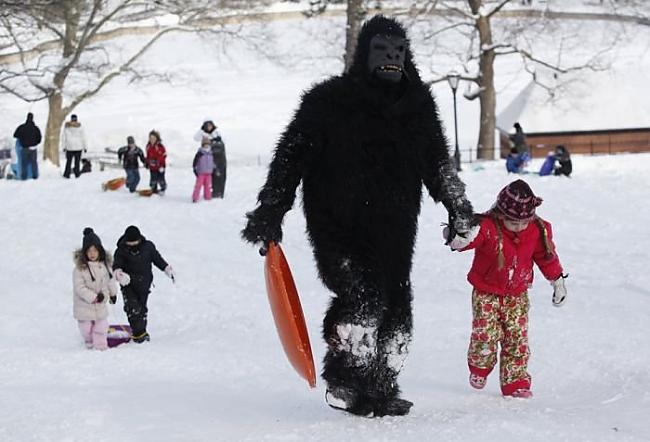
left=13, top=112, right=42, bottom=180
left=72, top=228, right=118, bottom=350
left=112, top=225, right=175, bottom=343
left=193, top=118, right=226, bottom=198
left=61, top=114, right=88, bottom=179
left=444, top=179, right=568, bottom=399
left=117, top=136, right=146, bottom=192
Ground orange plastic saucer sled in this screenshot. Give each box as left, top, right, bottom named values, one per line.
left=101, top=177, right=125, bottom=191
left=264, top=242, right=316, bottom=388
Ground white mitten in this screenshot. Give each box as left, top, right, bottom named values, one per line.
left=164, top=265, right=175, bottom=282
left=443, top=225, right=480, bottom=250
left=551, top=274, right=568, bottom=307
left=114, top=269, right=131, bottom=286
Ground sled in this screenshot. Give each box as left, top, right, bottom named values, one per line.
left=107, top=324, right=132, bottom=348
left=102, top=177, right=126, bottom=191
left=137, top=188, right=155, bottom=197
left=264, top=243, right=316, bottom=388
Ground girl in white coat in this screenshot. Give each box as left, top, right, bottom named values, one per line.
left=73, top=228, right=118, bottom=350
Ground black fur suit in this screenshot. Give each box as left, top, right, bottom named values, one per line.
left=242, top=15, right=473, bottom=416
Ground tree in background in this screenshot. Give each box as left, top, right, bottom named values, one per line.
left=0, top=0, right=260, bottom=166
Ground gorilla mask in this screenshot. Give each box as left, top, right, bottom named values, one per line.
left=367, top=34, right=406, bottom=83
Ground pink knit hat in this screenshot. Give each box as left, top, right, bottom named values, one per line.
left=495, top=179, right=543, bottom=220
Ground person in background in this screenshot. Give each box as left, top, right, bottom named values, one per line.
left=506, top=148, right=524, bottom=174
left=112, top=226, right=175, bottom=343
left=554, top=145, right=572, bottom=177
left=510, top=122, right=531, bottom=165
left=13, top=112, right=42, bottom=180
left=445, top=179, right=568, bottom=399
left=538, top=152, right=556, bottom=176
left=117, top=136, right=146, bottom=192
left=72, top=228, right=118, bottom=351
left=62, top=114, right=88, bottom=179
left=192, top=135, right=216, bottom=203
left=194, top=118, right=226, bottom=198
left=145, top=130, right=167, bottom=195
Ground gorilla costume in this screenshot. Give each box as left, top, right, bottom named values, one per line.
left=242, top=15, right=474, bottom=417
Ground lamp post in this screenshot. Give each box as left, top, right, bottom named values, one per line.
left=447, top=71, right=461, bottom=171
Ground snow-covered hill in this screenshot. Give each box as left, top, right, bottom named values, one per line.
left=1, top=153, right=649, bottom=441
left=1, top=10, right=650, bottom=442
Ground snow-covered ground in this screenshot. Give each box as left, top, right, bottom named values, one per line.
left=1, top=153, right=649, bottom=442
left=1, top=9, right=650, bottom=442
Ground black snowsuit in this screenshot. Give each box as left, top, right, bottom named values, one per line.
left=242, top=16, right=473, bottom=415
left=113, top=235, right=168, bottom=338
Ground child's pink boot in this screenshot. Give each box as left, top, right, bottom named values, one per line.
left=508, top=388, right=533, bottom=399
left=469, top=373, right=487, bottom=389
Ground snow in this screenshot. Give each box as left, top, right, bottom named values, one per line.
left=1, top=10, right=650, bottom=442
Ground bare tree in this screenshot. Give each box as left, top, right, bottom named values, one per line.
left=407, top=0, right=622, bottom=159
left=0, top=0, right=263, bottom=165
left=303, top=0, right=368, bottom=71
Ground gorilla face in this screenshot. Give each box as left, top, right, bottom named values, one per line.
left=366, top=34, right=406, bottom=83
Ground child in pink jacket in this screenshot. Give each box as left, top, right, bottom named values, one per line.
left=445, top=180, right=568, bottom=398
left=72, top=228, right=118, bottom=350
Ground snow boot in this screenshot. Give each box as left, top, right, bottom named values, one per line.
left=470, top=373, right=487, bottom=389
left=507, top=388, right=533, bottom=399
left=131, top=331, right=150, bottom=343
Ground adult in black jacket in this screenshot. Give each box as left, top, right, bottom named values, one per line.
left=117, top=136, right=146, bottom=192
left=13, top=112, right=42, bottom=180
left=113, top=226, right=174, bottom=343
left=242, top=15, right=474, bottom=416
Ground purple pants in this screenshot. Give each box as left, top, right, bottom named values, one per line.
left=77, top=319, right=109, bottom=350
left=192, top=173, right=212, bottom=202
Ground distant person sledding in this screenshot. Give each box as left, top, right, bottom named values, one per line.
left=506, top=148, right=526, bottom=174
left=194, top=118, right=226, bottom=198
left=539, top=145, right=572, bottom=177
left=553, top=145, right=572, bottom=177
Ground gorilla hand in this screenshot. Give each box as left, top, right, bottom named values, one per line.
left=241, top=205, right=284, bottom=256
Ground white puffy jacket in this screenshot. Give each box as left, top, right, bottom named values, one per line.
left=62, top=121, right=88, bottom=152
left=72, top=251, right=118, bottom=321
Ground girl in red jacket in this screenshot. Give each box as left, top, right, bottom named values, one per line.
left=446, top=179, right=568, bottom=399
left=145, top=130, right=167, bottom=195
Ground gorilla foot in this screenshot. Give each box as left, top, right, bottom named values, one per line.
left=373, top=397, right=413, bottom=417
left=325, top=386, right=412, bottom=417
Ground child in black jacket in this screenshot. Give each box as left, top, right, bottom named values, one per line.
left=113, top=225, right=174, bottom=343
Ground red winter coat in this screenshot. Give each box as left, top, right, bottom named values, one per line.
left=146, top=142, right=167, bottom=172
left=458, top=215, right=563, bottom=296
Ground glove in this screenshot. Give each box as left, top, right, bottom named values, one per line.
left=95, top=292, right=105, bottom=303
left=164, top=265, right=175, bottom=282
left=551, top=273, right=568, bottom=307
left=109, top=295, right=117, bottom=304
left=241, top=205, right=284, bottom=256
left=114, top=268, right=131, bottom=286
left=443, top=224, right=480, bottom=250
left=159, top=167, right=165, bottom=173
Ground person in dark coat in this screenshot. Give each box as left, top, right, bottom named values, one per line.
left=194, top=118, right=226, bottom=198
left=510, top=122, right=530, bottom=162
left=13, top=112, right=42, bottom=180
left=242, top=15, right=474, bottom=417
left=112, top=226, right=175, bottom=343
left=117, top=136, right=146, bottom=192
left=553, top=145, right=572, bottom=177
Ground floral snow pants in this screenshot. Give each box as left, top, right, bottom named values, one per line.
left=467, top=290, right=531, bottom=395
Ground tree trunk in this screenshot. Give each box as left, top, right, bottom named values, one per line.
left=344, top=0, right=366, bottom=72
left=475, top=13, right=497, bottom=160
left=44, top=93, right=66, bottom=166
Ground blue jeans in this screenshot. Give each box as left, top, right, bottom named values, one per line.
left=125, top=168, right=140, bottom=192
left=21, top=148, right=38, bottom=180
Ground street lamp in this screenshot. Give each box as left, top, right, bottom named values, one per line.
left=447, top=71, right=461, bottom=171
